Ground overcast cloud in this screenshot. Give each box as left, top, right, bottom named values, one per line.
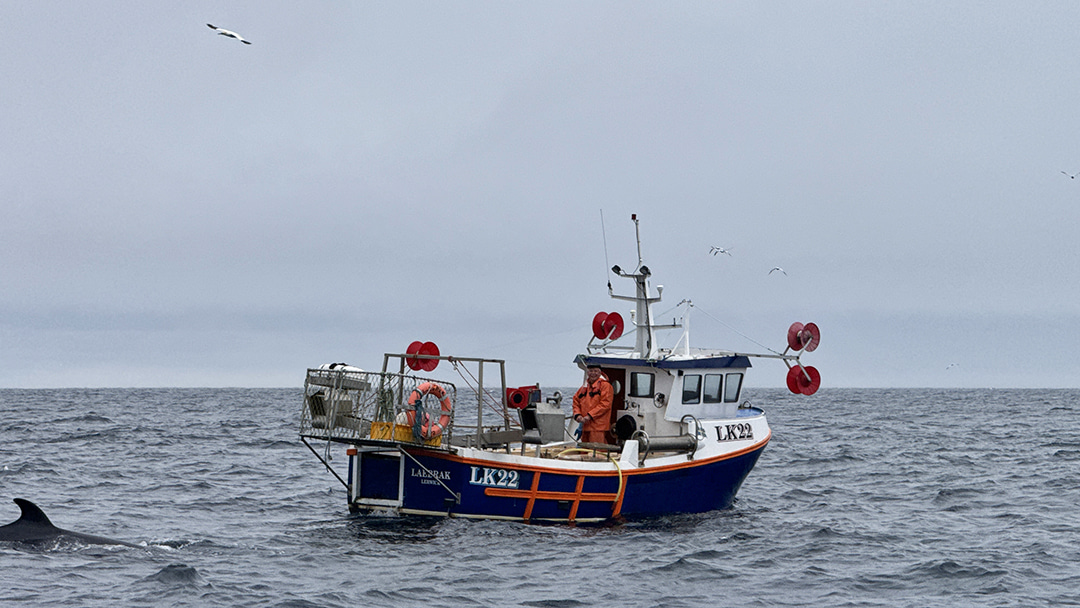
left=2, top=2, right=1079, bottom=388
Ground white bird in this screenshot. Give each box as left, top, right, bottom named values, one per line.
left=1063, top=170, right=1078, bottom=179
left=768, top=266, right=787, bottom=276
left=709, top=246, right=732, bottom=256
left=207, top=23, right=251, bottom=45
left=945, top=363, right=959, bottom=370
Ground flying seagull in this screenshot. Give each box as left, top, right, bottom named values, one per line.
left=207, top=23, right=251, bottom=44
left=709, top=246, right=732, bottom=256
left=768, top=266, right=787, bottom=276
left=1062, top=170, right=1078, bottom=179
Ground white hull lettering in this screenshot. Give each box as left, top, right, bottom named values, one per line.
left=468, top=466, right=520, bottom=489
left=410, top=467, right=451, bottom=481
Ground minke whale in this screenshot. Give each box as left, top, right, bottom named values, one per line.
left=0, top=498, right=139, bottom=547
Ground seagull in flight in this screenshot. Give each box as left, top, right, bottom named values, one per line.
left=945, top=363, right=959, bottom=370
left=207, top=23, right=251, bottom=44
left=709, top=246, right=732, bottom=256
left=768, top=266, right=787, bottom=276
left=1062, top=170, right=1078, bottom=179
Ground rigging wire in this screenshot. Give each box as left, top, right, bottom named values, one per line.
left=692, top=306, right=785, bottom=356
left=450, top=359, right=512, bottom=423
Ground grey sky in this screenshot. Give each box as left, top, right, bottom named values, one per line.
left=3, top=3, right=1079, bottom=388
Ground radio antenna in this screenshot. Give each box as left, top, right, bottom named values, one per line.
left=600, top=209, right=612, bottom=290
left=632, top=213, right=643, bottom=269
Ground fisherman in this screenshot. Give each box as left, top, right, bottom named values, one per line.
left=572, top=364, right=613, bottom=444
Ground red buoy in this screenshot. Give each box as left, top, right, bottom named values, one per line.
left=803, top=366, right=821, bottom=395
left=602, top=312, right=624, bottom=340
left=802, top=323, right=821, bottom=352
left=592, top=311, right=624, bottom=340
left=786, top=365, right=821, bottom=396
left=419, top=341, right=440, bottom=372
left=592, top=312, right=609, bottom=340
left=406, top=341, right=440, bottom=371
left=405, top=341, right=424, bottom=371
left=787, top=322, right=805, bottom=351
left=786, top=365, right=804, bottom=394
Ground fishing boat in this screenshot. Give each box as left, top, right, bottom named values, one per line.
left=299, top=214, right=821, bottom=523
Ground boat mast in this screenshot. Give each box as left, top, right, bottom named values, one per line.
left=609, top=214, right=662, bottom=358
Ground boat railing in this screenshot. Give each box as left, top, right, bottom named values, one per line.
left=301, top=353, right=520, bottom=450
left=300, top=367, right=459, bottom=448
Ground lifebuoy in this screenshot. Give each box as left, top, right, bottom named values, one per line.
left=406, top=382, right=453, bottom=439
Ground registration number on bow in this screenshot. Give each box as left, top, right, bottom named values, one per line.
left=469, top=466, right=520, bottom=489
left=715, top=423, right=754, bottom=442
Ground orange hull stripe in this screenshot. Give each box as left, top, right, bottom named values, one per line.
left=485, top=487, right=620, bottom=503
left=568, top=476, right=585, bottom=520
left=522, top=470, right=542, bottom=520
left=612, top=476, right=626, bottom=517
left=412, top=429, right=771, bottom=477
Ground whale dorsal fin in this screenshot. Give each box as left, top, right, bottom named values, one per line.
left=13, top=499, right=55, bottom=527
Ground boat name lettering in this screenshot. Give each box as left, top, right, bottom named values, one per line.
left=715, top=423, right=753, bottom=442
left=410, top=468, right=452, bottom=482
left=469, top=466, right=520, bottom=489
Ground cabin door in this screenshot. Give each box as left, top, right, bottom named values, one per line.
left=601, top=368, right=626, bottom=444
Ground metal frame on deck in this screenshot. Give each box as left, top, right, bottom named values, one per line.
left=380, top=352, right=509, bottom=443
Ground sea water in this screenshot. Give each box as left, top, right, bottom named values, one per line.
left=1, top=388, right=1078, bottom=607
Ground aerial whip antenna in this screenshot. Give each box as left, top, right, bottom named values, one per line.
left=600, top=209, right=612, bottom=290
left=632, top=213, right=643, bottom=270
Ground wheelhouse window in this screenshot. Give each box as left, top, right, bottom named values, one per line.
left=724, top=373, right=743, bottom=402
left=681, top=375, right=701, bottom=404
left=703, top=374, right=723, bottom=403
left=629, top=372, right=654, bottom=398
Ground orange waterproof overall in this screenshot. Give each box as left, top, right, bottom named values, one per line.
left=572, top=377, right=613, bottom=444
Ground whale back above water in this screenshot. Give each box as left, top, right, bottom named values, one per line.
left=0, top=498, right=138, bottom=547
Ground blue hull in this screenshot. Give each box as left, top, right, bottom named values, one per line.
left=348, top=440, right=768, bottom=522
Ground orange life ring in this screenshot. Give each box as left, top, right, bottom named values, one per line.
left=406, top=382, right=452, bottom=439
